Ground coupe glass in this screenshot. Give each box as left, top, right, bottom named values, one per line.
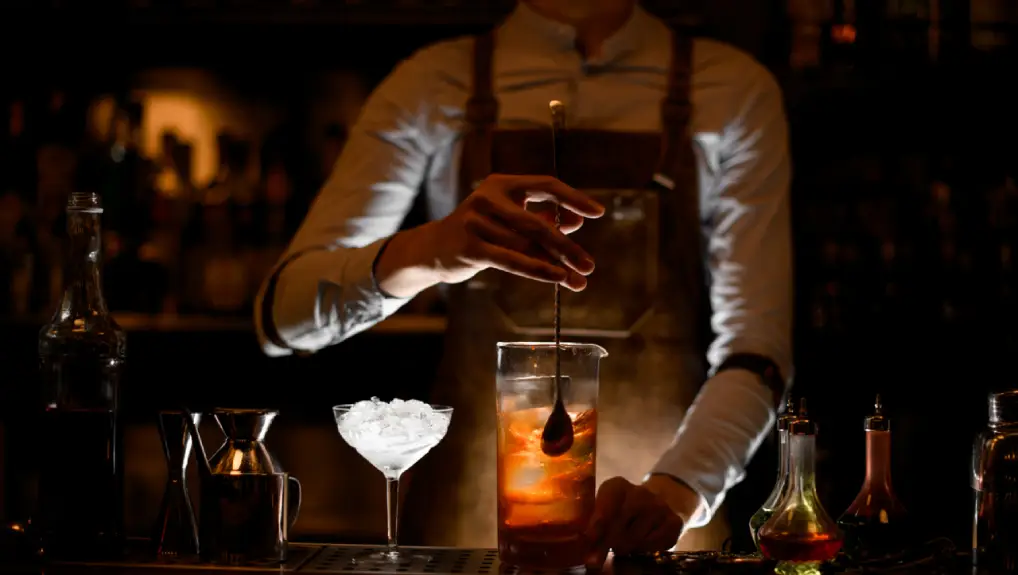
left=333, top=398, right=453, bottom=565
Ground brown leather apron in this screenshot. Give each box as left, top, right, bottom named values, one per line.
left=403, top=29, right=730, bottom=551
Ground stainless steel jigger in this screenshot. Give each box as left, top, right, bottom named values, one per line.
left=153, top=410, right=202, bottom=557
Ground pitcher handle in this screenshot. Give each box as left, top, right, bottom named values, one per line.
left=287, top=476, right=302, bottom=531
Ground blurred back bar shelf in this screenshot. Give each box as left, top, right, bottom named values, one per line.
left=5, top=0, right=706, bottom=26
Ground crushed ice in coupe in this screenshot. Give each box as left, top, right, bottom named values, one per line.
left=336, top=397, right=452, bottom=479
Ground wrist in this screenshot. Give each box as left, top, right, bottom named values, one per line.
left=373, top=223, right=443, bottom=298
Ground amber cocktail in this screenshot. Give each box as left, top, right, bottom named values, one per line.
left=496, top=342, right=607, bottom=570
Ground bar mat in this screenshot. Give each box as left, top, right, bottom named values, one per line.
left=304, top=546, right=583, bottom=575
left=44, top=543, right=321, bottom=572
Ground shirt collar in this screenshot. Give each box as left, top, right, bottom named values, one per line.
left=500, top=2, right=653, bottom=64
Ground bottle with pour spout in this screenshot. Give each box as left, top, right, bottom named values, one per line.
left=837, top=395, right=911, bottom=560
left=749, top=395, right=800, bottom=550
left=759, top=399, right=843, bottom=575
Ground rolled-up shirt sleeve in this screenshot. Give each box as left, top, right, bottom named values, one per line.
left=650, top=65, right=793, bottom=528
left=255, top=50, right=444, bottom=356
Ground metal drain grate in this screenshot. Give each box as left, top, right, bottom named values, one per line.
left=48, top=544, right=319, bottom=572
left=304, top=546, right=582, bottom=575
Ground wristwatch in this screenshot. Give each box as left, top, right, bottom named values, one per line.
left=716, top=352, right=785, bottom=409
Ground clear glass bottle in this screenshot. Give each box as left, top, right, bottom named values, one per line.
left=759, top=399, right=843, bottom=575
left=749, top=395, right=799, bottom=549
left=972, top=389, right=1018, bottom=572
left=37, top=192, right=127, bottom=560
left=837, top=395, right=910, bottom=560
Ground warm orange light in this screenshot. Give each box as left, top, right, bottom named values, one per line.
left=832, top=24, right=857, bottom=44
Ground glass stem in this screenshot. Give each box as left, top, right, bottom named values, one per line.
left=386, top=477, right=399, bottom=553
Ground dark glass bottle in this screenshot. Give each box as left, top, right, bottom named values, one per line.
left=37, top=192, right=126, bottom=560
left=837, top=396, right=911, bottom=560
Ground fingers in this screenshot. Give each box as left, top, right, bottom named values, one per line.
left=464, top=215, right=588, bottom=291
left=646, top=513, right=684, bottom=553
left=488, top=174, right=606, bottom=218
left=615, top=490, right=682, bottom=555
left=464, top=212, right=533, bottom=254
left=460, top=174, right=604, bottom=289
left=584, top=477, right=630, bottom=567
left=584, top=477, right=684, bottom=564
left=475, top=197, right=595, bottom=275
left=533, top=206, right=585, bottom=234
left=613, top=507, right=670, bottom=556
left=604, top=488, right=655, bottom=556
left=473, top=241, right=588, bottom=291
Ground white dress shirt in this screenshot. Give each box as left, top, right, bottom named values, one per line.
left=255, top=2, right=792, bottom=529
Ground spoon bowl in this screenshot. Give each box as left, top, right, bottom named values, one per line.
left=541, top=389, right=575, bottom=456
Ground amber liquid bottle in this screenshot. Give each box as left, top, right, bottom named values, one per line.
left=759, top=399, right=843, bottom=575
left=837, top=396, right=911, bottom=560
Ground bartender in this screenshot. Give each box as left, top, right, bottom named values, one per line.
left=256, top=0, right=791, bottom=561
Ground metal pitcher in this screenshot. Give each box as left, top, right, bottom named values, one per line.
left=183, top=408, right=301, bottom=565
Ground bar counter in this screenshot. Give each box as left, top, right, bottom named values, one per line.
left=0, top=543, right=974, bottom=575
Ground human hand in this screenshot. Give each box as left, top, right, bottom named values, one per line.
left=584, top=477, right=685, bottom=567
left=421, top=173, right=604, bottom=290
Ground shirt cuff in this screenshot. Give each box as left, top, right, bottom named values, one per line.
left=270, top=237, right=412, bottom=352
left=647, top=368, right=776, bottom=529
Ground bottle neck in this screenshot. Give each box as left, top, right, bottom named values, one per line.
left=57, top=208, right=108, bottom=318
left=864, top=429, right=893, bottom=489
left=761, top=429, right=793, bottom=509
left=788, top=433, right=818, bottom=494
left=777, top=429, right=790, bottom=477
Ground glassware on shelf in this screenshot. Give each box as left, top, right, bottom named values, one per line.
left=495, top=342, right=606, bottom=570
left=333, top=398, right=453, bottom=565
left=749, top=395, right=800, bottom=550
left=759, top=399, right=843, bottom=575
left=837, top=395, right=911, bottom=560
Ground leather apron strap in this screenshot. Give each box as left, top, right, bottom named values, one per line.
left=460, top=30, right=698, bottom=209
left=459, top=30, right=498, bottom=200
left=655, top=35, right=785, bottom=403
left=653, top=32, right=713, bottom=362
left=656, top=32, right=694, bottom=188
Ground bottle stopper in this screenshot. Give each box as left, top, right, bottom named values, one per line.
left=787, top=398, right=818, bottom=436
left=864, top=394, right=890, bottom=432
left=776, top=395, right=799, bottom=432
left=989, top=389, right=1018, bottom=426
